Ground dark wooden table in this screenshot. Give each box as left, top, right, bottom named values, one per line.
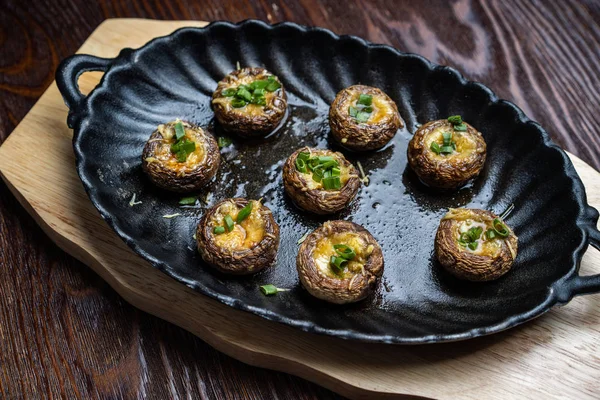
left=1, top=1, right=599, bottom=398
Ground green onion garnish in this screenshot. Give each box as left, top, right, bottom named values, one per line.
left=224, top=215, right=235, bottom=232
left=231, top=98, right=246, bottom=108
left=492, top=218, right=510, bottom=237
left=217, top=136, right=232, bottom=148
left=454, top=123, right=467, bottom=132
left=297, top=152, right=310, bottom=162
left=442, top=131, right=452, bottom=146
left=447, top=115, right=463, bottom=125
left=468, top=242, right=478, bottom=250
left=221, top=88, right=236, bottom=97
left=213, top=226, right=226, bottom=235
left=458, top=226, right=483, bottom=250
left=236, top=87, right=252, bottom=102
left=330, top=255, right=347, bottom=274
left=259, top=284, right=285, bottom=296
left=295, top=158, right=307, bottom=173
left=171, top=136, right=196, bottom=163
left=439, top=145, right=454, bottom=154
left=236, top=202, right=253, bottom=223
left=322, top=176, right=341, bottom=190
left=430, top=142, right=441, bottom=155
left=356, top=111, right=371, bottom=123
left=179, top=196, right=197, bottom=205
left=174, top=121, right=186, bottom=140
left=265, top=76, right=281, bottom=92
left=331, top=167, right=340, bottom=176
left=249, top=80, right=269, bottom=90
left=334, top=244, right=356, bottom=260
left=485, top=229, right=497, bottom=240
left=358, top=94, right=373, bottom=106
left=348, top=106, right=358, bottom=117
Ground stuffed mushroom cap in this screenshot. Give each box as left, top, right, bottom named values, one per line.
left=296, top=220, right=384, bottom=304
left=196, top=198, right=280, bottom=275
left=435, top=208, right=518, bottom=281
left=329, top=85, right=403, bottom=151
left=407, top=117, right=486, bottom=189
left=211, top=67, right=287, bottom=137
left=141, top=120, right=220, bottom=193
left=283, top=147, right=361, bottom=215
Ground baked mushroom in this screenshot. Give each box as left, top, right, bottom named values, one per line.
left=435, top=208, right=518, bottom=281
left=283, top=147, right=361, bottom=215
left=329, top=85, right=403, bottom=151
left=196, top=198, right=280, bottom=275
left=407, top=115, right=486, bottom=189
left=296, top=220, right=384, bottom=304
left=141, top=120, right=220, bottom=192
left=211, top=67, right=287, bottom=137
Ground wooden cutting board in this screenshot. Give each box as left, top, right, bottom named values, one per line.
left=1, top=19, right=599, bottom=399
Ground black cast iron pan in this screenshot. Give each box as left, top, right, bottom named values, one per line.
left=55, top=20, right=600, bottom=344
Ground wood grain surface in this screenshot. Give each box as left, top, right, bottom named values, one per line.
left=0, top=1, right=599, bottom=399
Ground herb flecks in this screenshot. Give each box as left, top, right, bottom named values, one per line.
left=223, top=75, right=281, bottom=108
left=349, top=94, right=374, bottom=124
left=430, top=131, right=457, bottom=155
left=170, top=121, right=196, bottom=163
left=259, top=284, right=289, bottom=296
left=458, top=226, right=483, bottom=250
left=295, top=152, right=342, bottom=191
left=448, top=115, right=467, bottom=132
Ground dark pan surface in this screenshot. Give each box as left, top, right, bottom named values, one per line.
left=57, top=21, right=600, bottom=343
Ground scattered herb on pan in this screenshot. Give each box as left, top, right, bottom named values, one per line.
left=356, top=161, right=369, bottom=185
left=259, top=284, right=289, bottom=296
left=170, top=121, right=196, bottom=162
left=162, top=213, right=182, bottom=219
left=179, top=196, right=197, bottom=205
left=297, top=231, right=310, bottom=244
left=217, top=136, right=232, bottom=148
left=225, top=75, right=281, bottom=108
left=349, top=94, right=374, bottom=124
left=499, top=203, right=515, bottom=220
left=129, top=193, right=142, bottom=206
left=448, top=115, right=467, bottom=132
left=295, top=152, right=342, bottom=190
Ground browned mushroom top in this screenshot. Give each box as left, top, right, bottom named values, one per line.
left=208, top=199, right=267, bottom=251
left=212, top=67, right=284, bottom=118
left=143, top=120, right=208, bottom=173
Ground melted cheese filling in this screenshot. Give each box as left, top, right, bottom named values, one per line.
left=212, top=73, right=279, bottom=117
left=210, top=200, right=266, bottom=251
left=347, top=92, right=395, bottom=125
left=312, top=232, right=373, bottom=279
left=151, top=123, right=207, bottom=174
left=424, top=125, right=478, bottom=161
left=297, top=150, right=352, bottom=191
left=444, top=209, right=502, bottom=257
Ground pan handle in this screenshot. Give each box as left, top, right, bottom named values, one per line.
left=55, top=54, right=114, bottom=128
left=557, top=226, right=600, bottom=300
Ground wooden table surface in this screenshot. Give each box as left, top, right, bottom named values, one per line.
left=1, top=1, right=599, bottom=399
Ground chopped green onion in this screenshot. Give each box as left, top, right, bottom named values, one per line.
left=236, top=87, right=252, bottom=102
left=331, top=167, right=340, bottom=176
left=217, top=136, right=232, bottom=148
left=259, top=284, right=279, bottom=296
left=440, top=145, right=454, bottom=154
left=430, top=142, right=441, bottom=154
left=322, top=176, right=341, bottom=190
left=334, top=244, right=356, bottom=260
left=348, top=106, right=358, bottom=117
left=358, top=94, right=373, bottom=106
left=320, top=160, right=338, bottom=170
left=252, top=96, right=267, bottom=106
left=469, top=226, right=483, bottom=241
left=236, top=202, right=253, bottom=223
left=318, top=156, right=335, bottom=163
left=460, top=232, right=472, bottom=243
left=179, top=196, right=197, bottom=205
left=249, top=80, right=269, bottom=90
left=295, top=158, right=307, bottom=173
left=221, top=88, right=236, bottom=97
left=468, top=242, right=478, bottom=250
left=442, top=131, right=453, bottom=146
left=213, top=226, right=226, bottom=235
left=447, top=115, right=463, bottom=125
left=174, top=121, right=186, bottom=140
left=454, top=123, right=467, bottom=132
left=297, top=152, right=310, bottom=162
left=458, top=240, right=467, bottom=247
left=231, top=98, right=246, bottom=108
left=330, top=255, right=347, bottom=274
left=224, top=215, right=235, bottom=232
left=485, top=229, right=497, bottom=240
left=492, top=218, right=510, bottom=237
left=356, top=111, right=371, bottom=123
left=363, top=106, right=374, bottom=113
left=265, top=76, right=281, bottom=92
